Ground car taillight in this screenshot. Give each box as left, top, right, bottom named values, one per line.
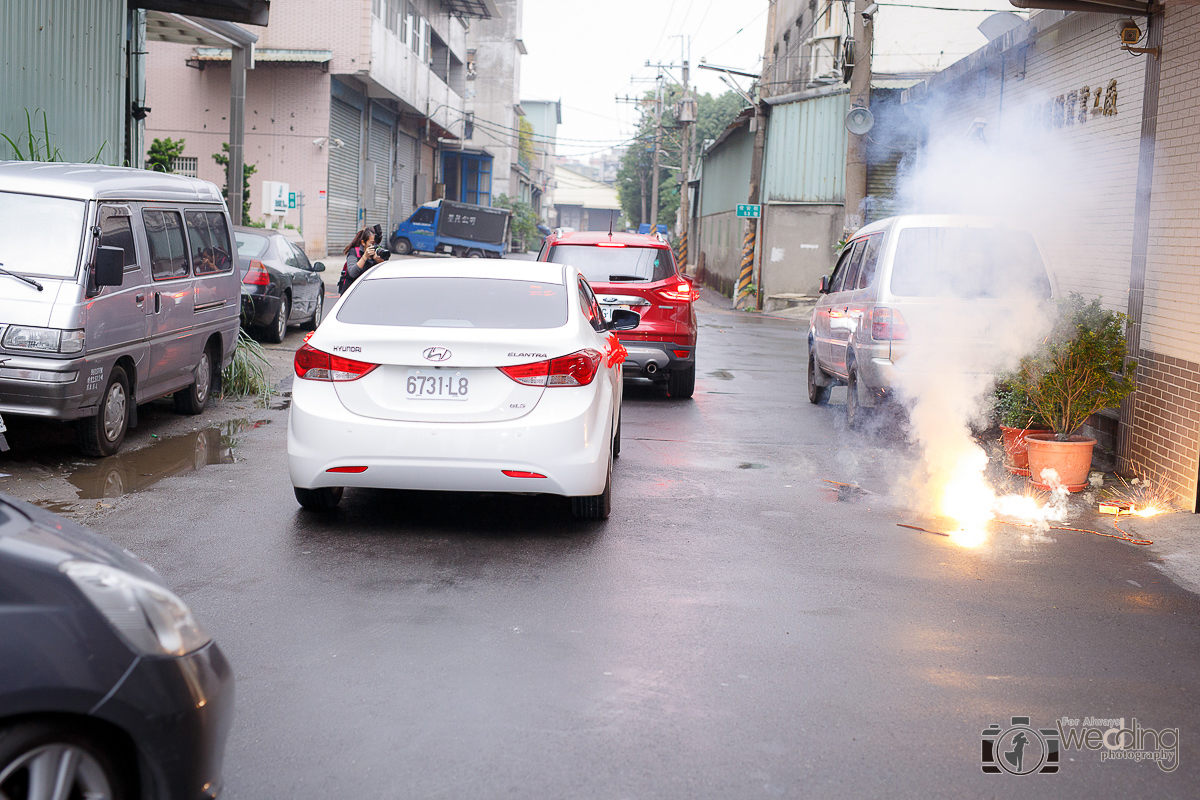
left=657, top=282, right=698, bottom=303
left=871, top=307, right=909, bottom=341
left=242, top=260, right=270, bottom=285
left=294, top=343, right=379, bottom=381
left=499, top=349, right=603, bottom=387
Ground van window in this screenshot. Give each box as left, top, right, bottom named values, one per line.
left=855, top=234, right=884, bottom=289
left=830, top=239, right=864, bottom=293
left=143, top=210, right=190, bottom=279
left=98, top=207, right=138, bottom=269
left=889, top=227, right=1052, bottom=299
left=185, top=211, right=234, bottom=275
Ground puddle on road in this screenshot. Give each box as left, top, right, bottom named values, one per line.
left=737, top=463, right=768, bottom=470
left=64, top=418, right=270, bottom=499
left=708, top=370, right=734, bottom=381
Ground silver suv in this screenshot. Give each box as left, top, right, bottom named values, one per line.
left=807, top=215, right=1056, bottom=426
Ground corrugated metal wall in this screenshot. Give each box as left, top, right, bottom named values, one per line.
left=698, top=125, right=754, bottom=217
left=761, top=92, right=849, bottom=203
left=1, top=0, right=125, bottom=164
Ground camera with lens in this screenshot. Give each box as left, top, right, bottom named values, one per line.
left=370, top=224, right=392, bottom=261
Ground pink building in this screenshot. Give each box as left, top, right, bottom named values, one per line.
left=145, top=0, right=496, bottom=256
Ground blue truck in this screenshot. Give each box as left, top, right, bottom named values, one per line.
left=389, top=199, right=511, bottom=258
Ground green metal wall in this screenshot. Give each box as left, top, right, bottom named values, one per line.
left=2, top=0, right=126, bottom=165
left=699, top=124, right=753, bottom=217
left=762, top=92, right=849, bottom=204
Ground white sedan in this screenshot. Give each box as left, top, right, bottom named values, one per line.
left=287, top=259, right=638, bottom=519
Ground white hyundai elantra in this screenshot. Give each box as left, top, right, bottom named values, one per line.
left=287, top=259, right=637, bottom=519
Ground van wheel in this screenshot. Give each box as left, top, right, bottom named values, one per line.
left=295, top=486, right=343, bottom=511
left=393, top=238, right=413, bottom=256
left=78, top=366, right=129, bottom=457
left=0, top=721, right=132, bottom=800
left=467, top=249, right=484, bottom=258
left=265, top=294, right=290, bottom=344
left=174, top=346, right=214, bottom=415
left=808, top=347, right=831, bottom=405
left=571, top=453, right=612, bottom=520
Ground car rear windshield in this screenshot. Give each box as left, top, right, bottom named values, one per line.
left=547, top=244, right=675, bottom=283
left=889, top=227, right=1052, bottom=299
left=0, top=192, right=86, bottom=278
left=336, top=277, right=568, bottom=329
left=235, top=231, right=270, bottom=258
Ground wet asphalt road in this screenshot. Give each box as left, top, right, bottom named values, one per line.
left=57, top=297, right=1200, bottom=798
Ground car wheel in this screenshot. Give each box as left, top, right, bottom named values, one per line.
left=173, top=345, right=214, bottom=415
left=571, top=452, right=612, bottom=520
left=302, top=289, right=324, bottom=331
left=393, top=238, right=413, bottom=256
left=0, top=721, right=132, bottom=800
left=78, top=366, right=129, bottom=457
left=845, top=361, right=865, bottom=430
left=265, top=294, right=290, bottom=344
left=294, top=486, right=343, bottom=511
left=467, top=249, right=484, bottom=258
left=808, top=346, right=831, bottom=405
left=667, top=363, right=696, bottom=399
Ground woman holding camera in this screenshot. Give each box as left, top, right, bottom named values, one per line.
left=338, top=227, right=386, bottom=293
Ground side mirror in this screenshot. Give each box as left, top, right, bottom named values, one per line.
left=313, top=261, right=326, bottom=272
left=818, top=276, right=830, bottom=295
left=94, top=246, right=124, bottom=287
left=607, top=309, right=641, bottom=331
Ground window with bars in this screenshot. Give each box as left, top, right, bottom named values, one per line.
left=171, top=157, right=198, bottom=177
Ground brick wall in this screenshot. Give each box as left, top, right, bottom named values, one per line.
left=1128, top=351, right=1200, bottom=506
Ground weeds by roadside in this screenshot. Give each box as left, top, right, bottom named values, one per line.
left=221, top=329, right=273, bottom=406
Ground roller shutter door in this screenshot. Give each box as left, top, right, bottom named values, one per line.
left=865, top=152, right=901, bottom=224
left=394, top=131, right=418, bottom=224
left=327, top=97, right=361, bottom=253
left=364, top=111, right=393, bottom=231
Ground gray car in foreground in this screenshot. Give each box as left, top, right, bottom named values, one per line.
left=0, top=492, right=234, bottom=799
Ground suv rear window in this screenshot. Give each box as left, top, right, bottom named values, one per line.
left=336, top=277, right=567, bottom=329
left=889, top=227, right=1052, bottom=299
left=547, top=244, right=675, bottom=283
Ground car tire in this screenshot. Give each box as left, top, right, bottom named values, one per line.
left=173, top=345, right=214, bottom=415
left=667, top=363, right=696, bottom=399
left=808, top=346, right=831, bottom=405
left=393, top=238, right=413, bottom=256
left=78, top=366, right=129, bottom=457
left=0, top=721, right=132, bottom=800
left=302, top=288, right=324, bottom=331
left=467, top=249, right=484, bottom=258
left=845, top=361, right=865, bottom=430
left=294, top=486, right=343, bottom=511
left=265, top=293, right=290, bottom=344
left=571, top=452, right=612, bottom=520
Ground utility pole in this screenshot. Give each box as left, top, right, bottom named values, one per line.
left=676, top=35, right=693, bottom=268
left=649, top=80, right=663, bottom=228
left=845, top=0, right=874, bottom=236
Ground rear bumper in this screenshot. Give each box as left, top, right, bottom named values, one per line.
left=287, top=380, right=612, bottom=497
left=620, top=340, right=693, bottom=378
left=240, top=287, right=281, bottom=327
left=93, top=641, right=235, bottom=800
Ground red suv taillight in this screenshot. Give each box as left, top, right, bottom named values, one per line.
left=871, top=307, right=909, bottom=340
left=500, top=349, right=603, bottom=387
left=294, top=343, right=379, bottom=381
left=242, top=259, right=270, bottom=285
left=656, top=281, right=698, bottom=303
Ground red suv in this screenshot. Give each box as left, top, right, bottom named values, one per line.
left=538, top=230, right=698, bottom=397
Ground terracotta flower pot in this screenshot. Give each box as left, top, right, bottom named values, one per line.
left=999, top=425, right=1051, bottom=476
left=1024, top=433, right=1097, bottom=492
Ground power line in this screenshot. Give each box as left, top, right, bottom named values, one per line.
left=698, top=1, right=772, bottom=60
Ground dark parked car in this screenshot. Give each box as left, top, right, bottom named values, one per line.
left=0, top=492, right=234, bottom=799
left=234, top=227, right=326, bottom=343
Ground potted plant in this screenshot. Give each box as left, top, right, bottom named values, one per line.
left=994, top=380, right=1049, bottom=476
left=1015, top=293, right=1136, bottom=491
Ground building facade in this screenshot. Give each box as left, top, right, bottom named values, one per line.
left=520, top=99, right=561, bottom=223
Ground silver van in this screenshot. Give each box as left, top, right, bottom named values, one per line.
left=807, top=215, right=1056, bottom=426
left=0, top=162, right=240, bottom=455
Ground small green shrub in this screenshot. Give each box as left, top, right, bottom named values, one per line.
left=221, top=329, right=273, bottom=404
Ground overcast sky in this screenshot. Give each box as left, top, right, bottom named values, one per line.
left=520, top=0, right=773, bottom=159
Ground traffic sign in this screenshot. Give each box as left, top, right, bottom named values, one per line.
left=288, top=192, right=296, bottom=209
left=736, top=204, right=761, bottom=218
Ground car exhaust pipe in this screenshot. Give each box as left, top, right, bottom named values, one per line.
left=644, top=362, right=659, bottom=375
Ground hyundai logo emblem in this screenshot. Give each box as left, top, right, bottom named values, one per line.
left=423, top=347, right=452, bottom=362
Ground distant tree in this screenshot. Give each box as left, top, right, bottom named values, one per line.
left=616, top=89, right=746, bottom=229
left=212, top=143, right=256, bottom=225
left=518, top=118, right=536, bottom=167
left=494, top=193, right=538, bottom=252
left=146, top=137, right=186, bottom=172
